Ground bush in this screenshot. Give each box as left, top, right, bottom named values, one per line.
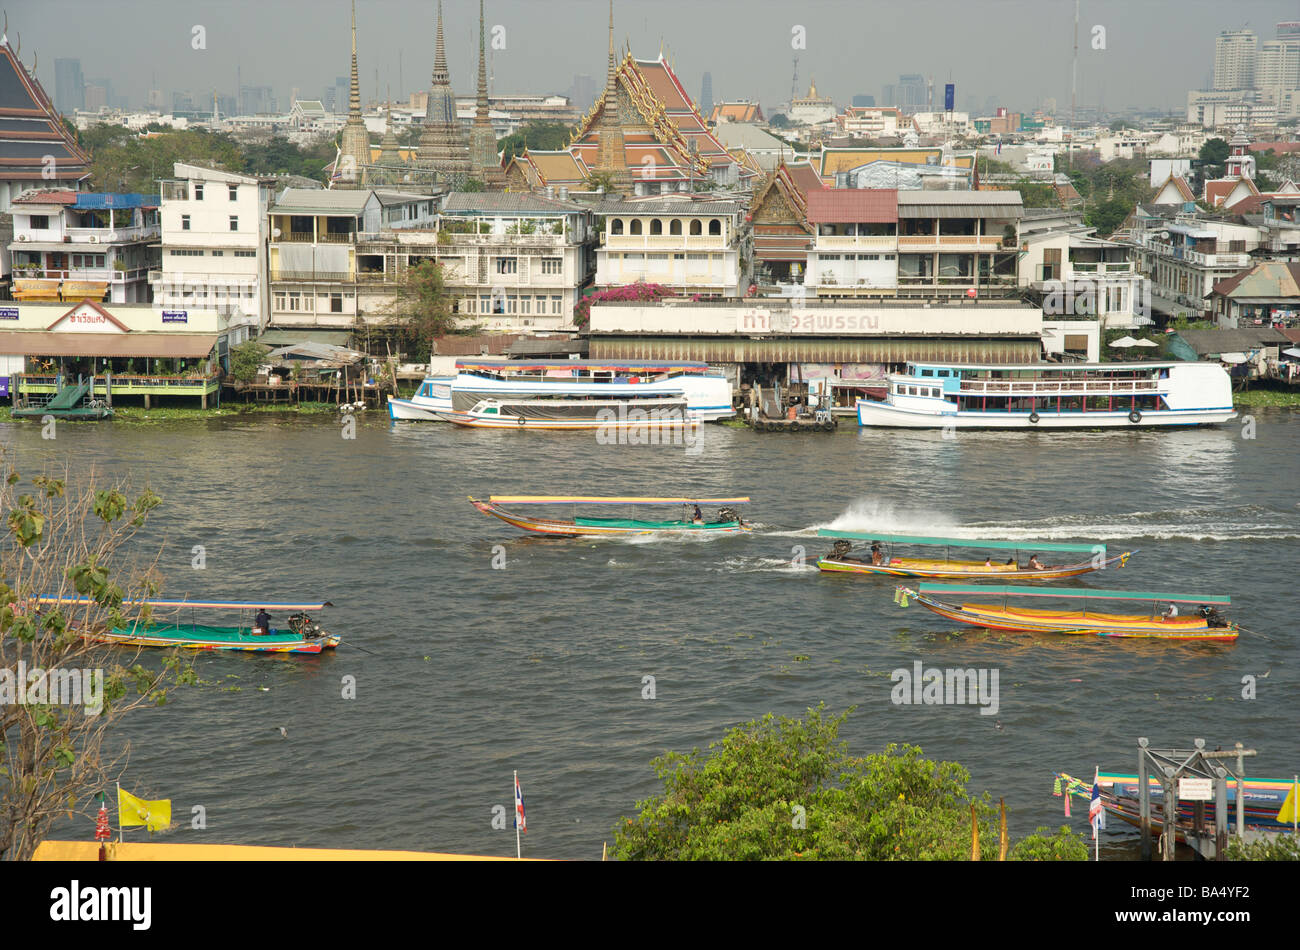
left=229, top=341, right=269, bottom=384
left=1009, top=825, right=1089, bottom=861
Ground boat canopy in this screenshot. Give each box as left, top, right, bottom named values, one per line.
left=458, top=359, right=710, bottom=373
left=817, top=530, right=1103, bottom=555
left=38, top=596, right=333, bottom=611
left=487, top=495, right=750, bottom=505
left=916, top=583, right=1229, bottom=605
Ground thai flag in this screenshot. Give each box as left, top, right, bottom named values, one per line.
left=1089, top=775, right=1105, bottom=838
left=514, top=775, right=527, bottom=834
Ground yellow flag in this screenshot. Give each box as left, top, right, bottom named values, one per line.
left=118, top=787, right=171, bottom=832
left=1280, top=781, right=1298, bottom=825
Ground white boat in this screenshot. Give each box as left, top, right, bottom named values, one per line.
left=446, top=395, right=697, bottom=431
left=856, top=361, right=1237, bottom=429
left=388, top=376, right=454, bottom=420
left=388, top=359, right=734, bottom=423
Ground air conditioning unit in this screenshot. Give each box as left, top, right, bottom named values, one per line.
left=16, top=235, right=27, bottom=241
left=88, top=236, right=99, bottom=243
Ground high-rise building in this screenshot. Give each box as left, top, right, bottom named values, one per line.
left=567, top=74, right=596, bottom=111
left=240, top=84, right=276, bottom=115
left=1278, top=21, right=1300, bottom=38
left=895, top=74, right=926, bottom=112
left=700, top=72, right=714, bottom=117
left=1258, top=39, right=1300, bottom=100
left=84, top=83, right=108, bottom=112
left=54, top=58, right=84, bottom=114
left=852, top=94, right=876, bottom=107
left=1213, top=29, right=1257, bottom=90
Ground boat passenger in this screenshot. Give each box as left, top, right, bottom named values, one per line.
left=692, top=505, right=704, bottom=525
left=1027, top=554, right=1044, bottom=571
left=984, top=557, right=993, bottom=568
left=871, top=543, right=884, bottom=566
left=253, top=608, right=271, bottom=636
left=1163, top=603, right=1179, bottom=620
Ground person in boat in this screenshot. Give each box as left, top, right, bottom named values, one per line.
left=984, top=557, right=993, bottom=568
left=1198, top=605, right=1227, bottom=628
left=692, top=504, right=704, bottom=525
left=871, top=542, right=884, bottom=566
left=253, top=608, right=272, bottom=636
left=1163, top=603, right=1179, bottom=620
left=1027, top=554, right=1044, bottom=571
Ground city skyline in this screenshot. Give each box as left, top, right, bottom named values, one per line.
left=19, top=0, right=1300, bottom=119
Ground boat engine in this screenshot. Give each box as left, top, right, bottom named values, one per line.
left=287, top=612, right=322, bottom=638
left=830, top=539, right=853, bottom=559
left=718, top=507, right=740, bottom=523
left=1198, top=605, right=1228, bottom=628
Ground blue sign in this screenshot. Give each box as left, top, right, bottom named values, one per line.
left=161, top=310, right=188, bottom=324
left=0, top=307, right=17, bottom=320
left=944, top=83, right=955, bottom=112
left=0, top=378, right=9, bottom=398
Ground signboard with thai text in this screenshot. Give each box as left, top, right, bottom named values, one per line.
left=1178, top=777, right=1214, bottom=801
left=0, top=307, right=17, bottom=320
left=737, top=310, right=882, bottom=334
left=161, top=310, right=188, bottom=324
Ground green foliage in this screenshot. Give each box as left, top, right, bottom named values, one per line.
left=611, top=704, right=1004, bottom=860
left=1223, top=833, right=1300, bottom=860
left=460, top=178, right=485, bottom=193
left=1085, top=197, right=1132, bottom=237
left=81, top=125, right=243, bottom=192
left=768, top=114, right=790, bottom=129
left=1009, top=825, right=1089, bottom=861
left=1199, top=137, right=1229, bottom=180
left=380, top=260, right=462, bottom=357
left=241, top=138, right=334, bottom=182
left=497, top=122, right=574, bottom=164
left=228, top=341, right=270, bottom=384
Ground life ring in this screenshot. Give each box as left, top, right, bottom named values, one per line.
left=1128, top=409, right=1141, bottom=424
left=1028, top=411, right=1040, bottom=424
left=517, top=414, right=527, bottom=427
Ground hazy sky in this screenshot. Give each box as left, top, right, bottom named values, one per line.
left=17, top=0, right=1300, bottom=114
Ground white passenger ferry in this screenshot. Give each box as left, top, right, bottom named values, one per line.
left=388, top=359, right=734, bottom=422
left=856, top=361, right=1237, bottom=429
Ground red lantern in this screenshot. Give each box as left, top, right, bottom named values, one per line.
left=94, top=802, right=111, bottom=841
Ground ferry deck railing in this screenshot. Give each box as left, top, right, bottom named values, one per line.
left=958, top=377, right=1159, bottom=395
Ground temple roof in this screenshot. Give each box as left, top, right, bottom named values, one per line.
left=0, top=35, right=91, bottom=186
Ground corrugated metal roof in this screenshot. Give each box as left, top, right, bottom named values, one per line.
left=0, top=331, right=217, bottom=358
left=897, top=190, right=1023, bottom=218
left=806, top=189, right=898, bottom=223
left=442, top=192, right=586, bottom=214
left=271, top=189, right=372, bottom=214
left=594, top=199, right=743, bottom=215
left=257, top=329, right=354, bottom=347
left=589, top=335, right=1040, bottom=364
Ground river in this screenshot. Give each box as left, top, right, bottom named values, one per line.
left=10, top=408, right=1298, bottom=859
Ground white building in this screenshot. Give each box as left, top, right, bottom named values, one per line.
left=595, top=198, right=749, bottom=298
left=9, top=190, right=159, bottom=305
left=1214, top=30, right=1258, bottom=91
left=151, top=163, right=280, bottom=345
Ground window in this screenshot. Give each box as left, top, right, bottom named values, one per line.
left=650, top=218, right=663, bottom=235
left=181, top=215, right=191, bottom=231
left=331, top=293, right=343, bottom=313
left=670, top=219, right=682, bottom=235
left=541, top=258, right=562, bottom=274
left=497, top=258, right=518, bottom=274
left=30, top=214, right=49, bottom=230
left=690, top=219, right=702, bottom=236
left=519, top=297, right=531, bottom=314
left=229, top=216, right=239, bottom=231
left=630, top=219, right=643, bottom=235
left=234, top=249, right=257, bottom=258
left=287, top=292, right=302, bottom=311
left=194, top=183, right=204, bottom=200
left=274, top=293, right=286, bottom=310
left=211, top=250, right=224, bottom=257
left=550, top=294, right=562, bottom=314
left=708, top=219, right=721, bottom=236
left=229, top=185, right=238, bottom=201
left=611, top=218, right=624, bottom=235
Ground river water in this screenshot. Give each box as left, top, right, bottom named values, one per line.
left=10, top=409, right=1299, bottom=859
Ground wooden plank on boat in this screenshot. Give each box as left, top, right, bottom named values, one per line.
left=916, top=583, right=1230, bottom=605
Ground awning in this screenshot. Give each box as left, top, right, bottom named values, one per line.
left=1218, top=352, right=1248, bottom=364
left=257, top=329, right=354, bottom=347
left=1282, top=347, right=1300, bottom=358
left=0, top=331, right=218, bottom=359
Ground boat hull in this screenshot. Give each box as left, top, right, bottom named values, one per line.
left=857, top=401, right=1237, bottom=429
left=818, top=552, right=1128, bottom=580
left=470, top=499, right=750, bottom=536
left=903, top=591, right=1238, bottom=640
left=87, top=624, right=341, bottom=654
left=388, top=396, right=446, bottom=421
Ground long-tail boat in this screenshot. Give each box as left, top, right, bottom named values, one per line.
left=37, top=596, right=340, bottom=654
left=817, top=530, right=1133, bottom=579
left=469, top=495, right=752, bottom=536
left=894, top=583, right=1237, bottom=640
left=1056, top=772, right=1298, bottom=835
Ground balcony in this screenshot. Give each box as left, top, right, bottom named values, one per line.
left=602, top=234, right=729, bottom=250
left=897, top=235, right=1005, bottom=250
left=814, top=235, right=897, bottom=251
left=1070, top=261, right=1135, bottom=274
left=270, top=270, right=352, bottom=282
left=435, top=231, right=568, bottom=247
left=65, top=225, right=160, bottom=244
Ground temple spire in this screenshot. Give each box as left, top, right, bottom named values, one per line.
left=337, top=0, right=372, bottom=187
left=349, top=0, right=360, bottom=116
left=593, top=0, right=630, bottom=192
left=418, top=0, right=471, bottom=187
left=433, top=0, right=449, bottom=85
left=468, top=0, right=504, bottom=187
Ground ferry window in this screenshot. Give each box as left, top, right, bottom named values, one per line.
left=630, top=219, right=643, bottom=235
left=690, top=219, right=702, bottom=236
left=921, top=369, right=933, bottom=376
left=670, top=219, right=682, bottom=235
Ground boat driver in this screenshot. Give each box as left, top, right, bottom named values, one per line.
left=1027, top=554, right=1044, bottom=571
left=254, top=608, right=271, bottom=636
left=871, top=542, right=884, bottom=566
left=692, top=505, right=704, bottom=524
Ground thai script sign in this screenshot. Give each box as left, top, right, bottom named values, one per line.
left=161, top=310, right=188, bottom=324
left=737, top=310, right=881, bottom=334
left=0, top=307, right=17, bottom=320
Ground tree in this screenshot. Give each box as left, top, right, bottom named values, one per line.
left=228, top=341, right=269, bottom=383
left=379, top=259, right=464, bottom=358
left=611, top=704, right=1082, bottom=861
left=1085, top=196, right=1132, bottom=237
left=496, top=122, right=574, bottom=164
left=768, top=113, right=790, bottom=129
left=0, top=463, right=193, bottom=860
left=1199, top=137, right=1229, bottom=180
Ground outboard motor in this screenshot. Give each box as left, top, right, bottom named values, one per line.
left=288, top=612, right=322, bottom=638
left=718, top=507, right=740, bottom=524
left=830, top=539, right=853, bottom=559
left=1198, top=605, right=1227, bottom=628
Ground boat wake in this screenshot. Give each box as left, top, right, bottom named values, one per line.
left=773, top=496, right=960, bottom=538
left=961, top=505, right=1300, bottom=542
left=706, top=556, right=819, bottom=575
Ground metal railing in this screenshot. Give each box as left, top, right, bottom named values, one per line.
left=959, top=377, right=1158, bottom=395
